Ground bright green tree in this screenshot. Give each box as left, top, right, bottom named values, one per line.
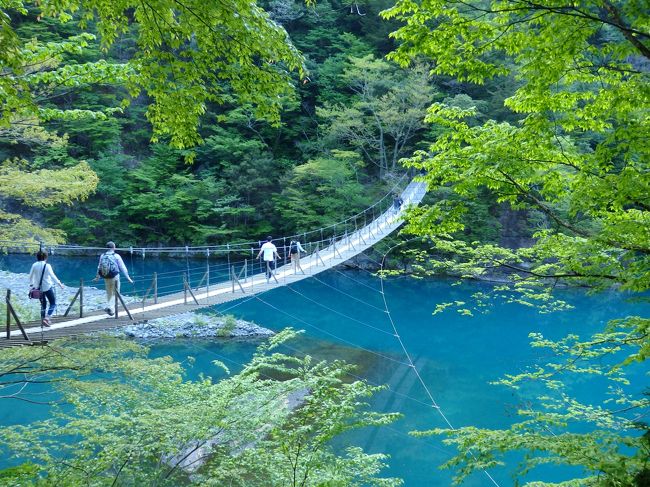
left=0, top=330, right=401, bottom=486
left=318, top=55, right=435, bottom=178
left=275, top=150, right=372, bottom=232
left=381, top=0, right=649, bottom=484
left=0, top=127, right=98, bottom=244
left=1, top=0, right=305, bottom=149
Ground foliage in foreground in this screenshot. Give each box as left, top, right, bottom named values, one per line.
left=0, top=330, right=401, bottom=486
left=1, top=0, right=304, bottom=148
left=0, top=0, right=304, bottom=244
left=382, top=0, right=650, bottom=484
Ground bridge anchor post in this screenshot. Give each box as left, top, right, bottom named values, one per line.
left=141, top=274, right=157, bottom=310
left=64, top=278, right=84, bottom=318
left=312, top=244, right=326, bottom=267
left=5, top=290, right=30, bottom=341
left=183, top=274, right=200, bottom=305
left=231, top=265, right=246, bottom=293
left=114, top=289, right=134, bottom=321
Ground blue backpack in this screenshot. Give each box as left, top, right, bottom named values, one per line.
left=99, top=253, right=119, bottom=278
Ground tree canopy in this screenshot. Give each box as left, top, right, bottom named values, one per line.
left=0, top=330, right=402, bottom=486
left=381, top=0, right=650, bottom=484
left=1, top=0, right=306, bottom=148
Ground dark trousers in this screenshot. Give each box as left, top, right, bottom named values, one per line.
left=39, top=288, right=56, bottom=319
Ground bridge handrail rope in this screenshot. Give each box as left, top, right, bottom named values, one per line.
left=4, top=178, right=426, bottom=341
left=12, top=186, right=421, bottom=323
left=17, top=178, right=420, bottom=291
left=0, top=173, right=413, bottom=257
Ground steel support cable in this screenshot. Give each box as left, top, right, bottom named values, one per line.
left=305, top=275, right=386, bottom=312
left=183, top=337, right=453, bottom=456
left=251, top=294, right=409, bottom=367
left=87, top=258, right=246, bottom=287
left=334, top=255, right=382, bottom=279
left=283, top=284, right=394, bottom=336
left=379, top=238, right=502, bottom=487
left=161, top=331, right=450, bottom=456
left=195, top=296, right=443, bottom=415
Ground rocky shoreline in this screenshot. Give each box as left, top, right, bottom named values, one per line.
left=116, top=312, right=273, bottom=340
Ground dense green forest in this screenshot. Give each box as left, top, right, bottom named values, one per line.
left=1, top=0, right=519, bottom=247
left=1, top=0, right=648, bottom=485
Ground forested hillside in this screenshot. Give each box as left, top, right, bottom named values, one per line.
left=1, top=0, right=519, bottom=247
left=2, top=1, right=648, bottom=485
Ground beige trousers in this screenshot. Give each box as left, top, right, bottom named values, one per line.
left=104, top=276, right=121, bottom=312
left=291, top=253, right=303, bottom=273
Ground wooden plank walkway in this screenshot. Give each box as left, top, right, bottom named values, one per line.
left=2, top=182, right=426, bottom=348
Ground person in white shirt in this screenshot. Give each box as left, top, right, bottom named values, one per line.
left=256, top=236, right=280, bottom=281
left=93, top=241, right=133, bottom=316
left=29, top=250, right=64, bottom=327
left=289, top=239, right=306, bottom=274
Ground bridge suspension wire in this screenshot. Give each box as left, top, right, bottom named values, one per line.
left=200, top=297, right=451, bottom=415
left=0, top=173, right=411, bottom=256
left=251, top=294, right=410, bottom=367
left=378, top=238, right=502, bottom=487
left=108, top=289, right=436, bottom=416
left=308, top=275, right=386, bottom=312
left=283, top=283, right=395, bottom=336
left=329, top=265, right=382, bottom=292
left=156, top=327, right=451, bottom=457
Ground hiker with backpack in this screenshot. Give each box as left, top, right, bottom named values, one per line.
left=94, top=241, right=133, bottom=316
left=289, top=239, right=306, bottom=274
left=392, top=193, right=404, bottom=212
left=28, top=250, right=64, bottom=327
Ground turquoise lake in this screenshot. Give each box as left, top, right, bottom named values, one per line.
left=1, top=254, right=647, bottom=485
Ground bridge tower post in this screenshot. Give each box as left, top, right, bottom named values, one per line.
left=206, top=249, right=210, bottom=298
left=5, top=289, right=9, bottom=339
left=5, top=289, right=29, bottom=341
left=250, top=248, right=255, bottom=291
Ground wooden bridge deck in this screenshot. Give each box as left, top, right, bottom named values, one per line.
left=2, top=182, right=426, bottom=348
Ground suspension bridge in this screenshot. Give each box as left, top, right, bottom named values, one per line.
left=2, top=179, right=426, bottom=348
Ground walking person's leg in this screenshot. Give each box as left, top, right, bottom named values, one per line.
left=45, top=289, right=56, bottom=322
left=105, top=277, right=115, bottom=315
left=39, top=294, right=47, bottom=324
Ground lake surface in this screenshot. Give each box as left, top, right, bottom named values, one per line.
left=1, top=255, right=647, bottom=485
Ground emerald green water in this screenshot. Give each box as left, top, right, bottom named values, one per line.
left=1, top=256, right=647, bottom=485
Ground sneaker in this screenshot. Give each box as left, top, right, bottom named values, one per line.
left=104, top=308, right=114, bottom=316
left=41, top=319, right=50, bottom=327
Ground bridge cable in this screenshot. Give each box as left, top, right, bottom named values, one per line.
left=200, top=295, right=449, bottom=415
left=379, top=238, right=502, bottom=487
left=251, top=294, right=410, bottom=367
left=283, top=283, right=394, bottom=336
left=308, top=275, right=386, bottom=312
left=0, top=174, right=412, bottom=254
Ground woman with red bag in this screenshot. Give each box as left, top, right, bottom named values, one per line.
left=28, top=250, right=64, bottom=327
